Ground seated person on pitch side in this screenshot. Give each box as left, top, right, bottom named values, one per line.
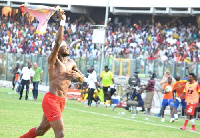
left=94, top=87, right=101, bottom=102
left=78, top=83, right=89, bottom=102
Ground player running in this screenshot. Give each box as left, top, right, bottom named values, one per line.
left=20, top=12, right=84, bottom=138
left=179, top=73, right=200, bottom=131
left=172, top=76, right=187, bottom=121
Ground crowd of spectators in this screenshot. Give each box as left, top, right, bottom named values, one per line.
left=0, top=12, right=200, bottom=63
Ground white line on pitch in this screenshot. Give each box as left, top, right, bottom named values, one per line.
left=67, top=107, right=200, bottom=135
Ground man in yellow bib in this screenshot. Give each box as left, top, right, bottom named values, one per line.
left=100, top=66, right=114, bottom=107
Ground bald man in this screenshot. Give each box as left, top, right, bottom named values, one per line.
left=32, top=62, right=43, bottom=101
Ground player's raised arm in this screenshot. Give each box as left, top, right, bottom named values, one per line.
left=48, top=11, right=66, bottom=64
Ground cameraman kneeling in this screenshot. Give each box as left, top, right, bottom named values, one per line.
left=131, top=72, right=145, bottom=112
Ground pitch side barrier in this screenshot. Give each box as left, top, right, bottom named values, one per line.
left=0, top=53, right=199, bottom=85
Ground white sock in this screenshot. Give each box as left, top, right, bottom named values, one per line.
left=174, top=114, right=178, bottom=119
left=191, top=119, right=195, bottom=125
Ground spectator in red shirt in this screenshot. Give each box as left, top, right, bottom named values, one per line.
left=148, top=53, right=155, bottom=61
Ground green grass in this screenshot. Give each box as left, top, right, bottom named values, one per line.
left=0, top=87, right=200, bottom=138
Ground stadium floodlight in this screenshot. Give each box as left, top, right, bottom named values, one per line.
left=92, top=29, right=106, bottom=44
left=91, top=0, right=109, bottom=73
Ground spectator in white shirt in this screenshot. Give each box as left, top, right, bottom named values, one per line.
left=158, top=47, right=167, bottom=59
left=71, top=23, right=77, bottom=34
left=137, top=36, right=143, bottom=45
left=3, top=34, right=9, bottom=45
left=19, top=63, right=35, bottom=100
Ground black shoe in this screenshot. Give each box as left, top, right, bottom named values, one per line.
left=25, top=97, right=28, bottom=100
left=140, top=109, right=146, bottom=112
left=19, top=98, right=21, bottom=100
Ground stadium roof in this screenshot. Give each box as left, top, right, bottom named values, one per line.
left=1, top=0, right=200, bottom=15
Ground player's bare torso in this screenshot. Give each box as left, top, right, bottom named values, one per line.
left=48, top=58, right=76, bottom=98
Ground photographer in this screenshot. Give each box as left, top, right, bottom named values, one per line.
left=131, top=72, right=145, bottom=112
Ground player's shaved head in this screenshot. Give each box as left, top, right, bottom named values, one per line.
left=104, top=66, right=109, bottom=72
left=175, top=76, right=180, bottom=81
left=168, top=77, right=172, bottom=84
left=88, top=65, right=94, bottom=73
left=33, top=62, right=38, bottom=69
left=188, top=73, right=195, bottom=83
left=165, top=71, right=170, bottom=77
left=59, top=44, right=70, bottom=57
left=28, top=63, right=32, bottom=69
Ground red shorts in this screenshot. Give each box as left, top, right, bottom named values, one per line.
left=42, top=92, right=66, bottom=122
left=186, top=103, right=198, bottom=116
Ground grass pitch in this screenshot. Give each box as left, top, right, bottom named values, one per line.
left=0, top=87, right=200, bottom=138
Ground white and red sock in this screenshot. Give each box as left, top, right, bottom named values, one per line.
left=191, top=119, right=195, bottom=129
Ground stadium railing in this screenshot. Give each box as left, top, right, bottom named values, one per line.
left=0, top=53, right=199, bottom=86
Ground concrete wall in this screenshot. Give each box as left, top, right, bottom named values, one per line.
left=6, top=0, right=200, bottom=7
left=2, top=0, right=200, bottom=15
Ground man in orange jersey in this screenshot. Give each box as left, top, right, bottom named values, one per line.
left=161, top=77, right=174, bottom=123
left=179, top=73, right=200, bottom=131
left=173, top=76, right=187, bottom=121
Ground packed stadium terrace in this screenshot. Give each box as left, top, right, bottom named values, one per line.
left=0, top=11, right=200, bottom=63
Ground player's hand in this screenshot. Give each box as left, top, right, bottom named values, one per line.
left=72, top=70, right=81, bottom=79
left=162, top=90, right=166, bottom=94
left=58, top=9, right=66, bottom=21
left=72, top=67, right=81, bottom=74
left=72, top=67, right=84, bottom=82
left=61, top=12, right=66, bottom=21
left=40, top=80, right=42, bottom=85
